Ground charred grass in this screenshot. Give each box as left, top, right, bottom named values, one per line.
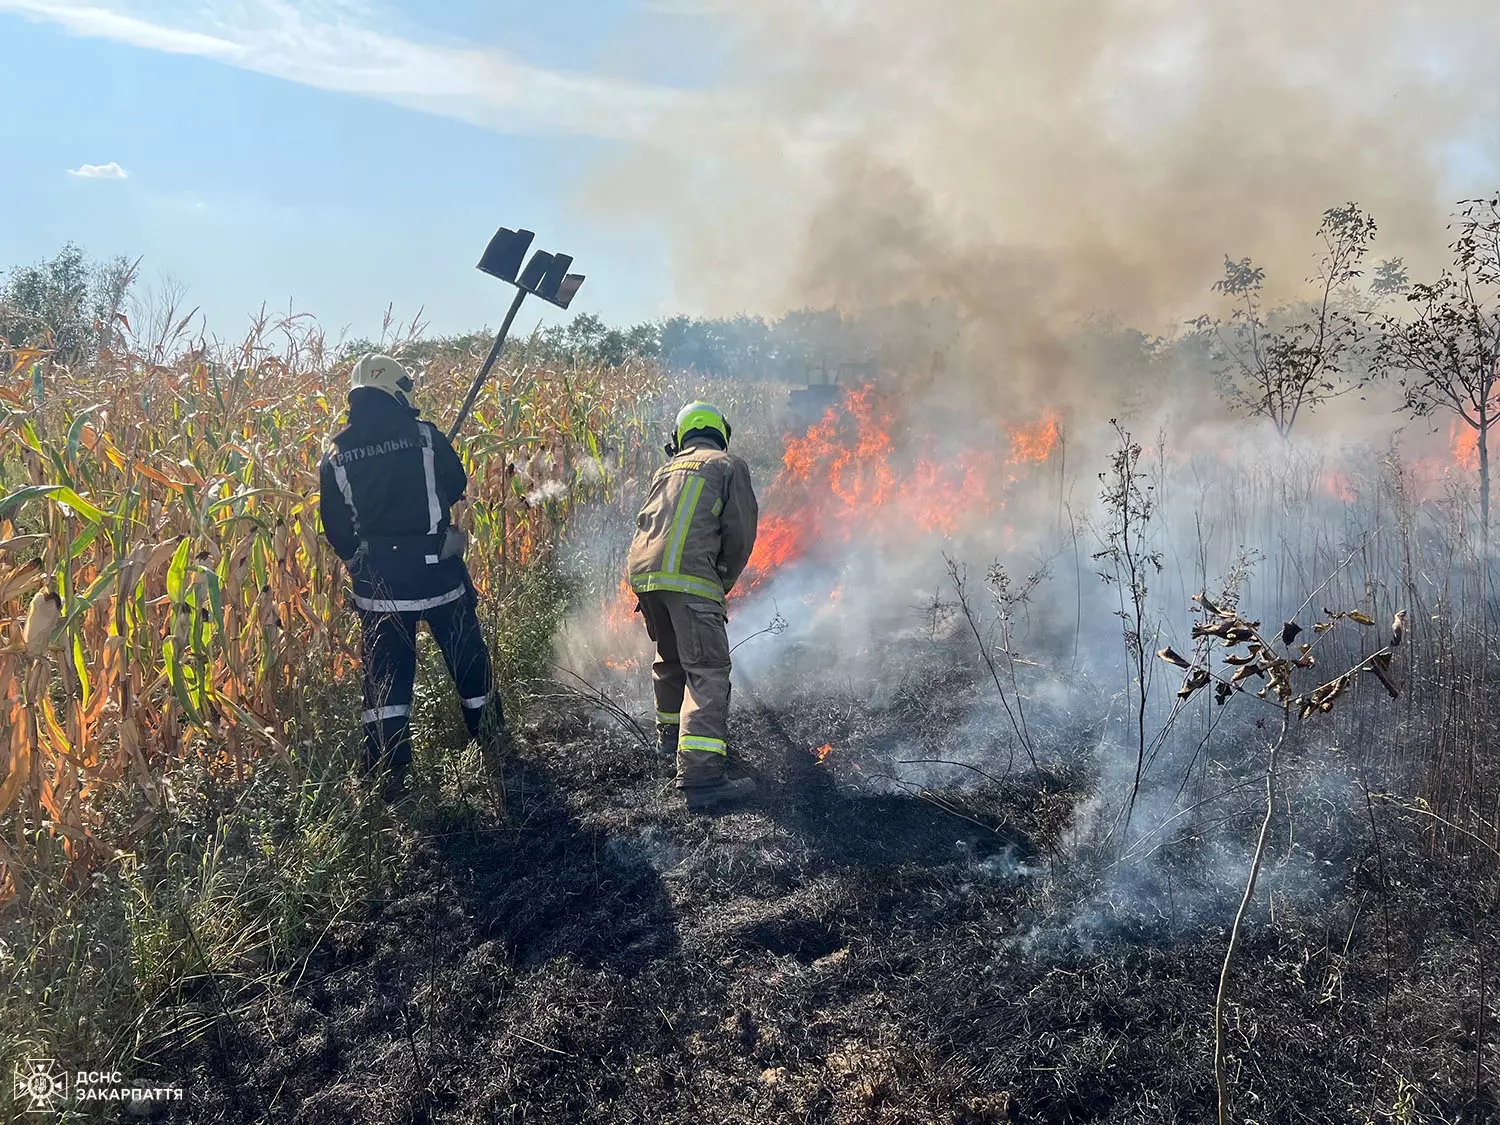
left=122, top=649, right=1500, bottom=1125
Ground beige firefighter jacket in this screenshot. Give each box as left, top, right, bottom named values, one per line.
left=627, top=438, right=759, bottom=604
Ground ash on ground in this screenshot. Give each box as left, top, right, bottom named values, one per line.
left=158, top=630, right=1498, bottom=1124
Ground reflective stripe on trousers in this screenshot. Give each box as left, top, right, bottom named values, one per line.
left=359, top=584, right=498, bottom=769
left=635, top=590, right=732, bottom=757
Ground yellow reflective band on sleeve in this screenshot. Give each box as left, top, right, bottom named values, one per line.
left=656, top=711, right=681, bottom=725
left=664, top=475, right=705, bottom=574
left=680, top=735, right=727, bottom=755
left=628, top=571, right=726, bottom=603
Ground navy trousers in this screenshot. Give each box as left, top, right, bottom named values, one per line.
left=358, top=585, right=499, bottom=771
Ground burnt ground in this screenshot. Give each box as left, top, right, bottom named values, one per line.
left=159, top=664, right=1500, bottom=1125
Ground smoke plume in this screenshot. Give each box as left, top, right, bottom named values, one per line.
left=596, top=0, right=1500, bottom=413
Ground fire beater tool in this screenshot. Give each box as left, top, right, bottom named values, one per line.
left=447, top=226, right=586, bottom=442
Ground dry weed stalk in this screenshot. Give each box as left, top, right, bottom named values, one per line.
left=947, top=557, right=1039, bottom=774
left=1165, top=594, right=1406, bottom=1124
left=1094, top=421, right=1163, bottom=832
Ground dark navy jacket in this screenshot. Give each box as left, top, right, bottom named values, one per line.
left=319, top=389, right=470, bottom=610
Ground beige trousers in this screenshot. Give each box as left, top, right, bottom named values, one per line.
left=637, top=591, right=732, bottom=784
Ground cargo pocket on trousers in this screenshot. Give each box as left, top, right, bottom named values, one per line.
left=684, top=600, right=731, bottom=668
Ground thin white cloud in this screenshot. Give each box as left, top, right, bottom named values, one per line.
left=637, top=0, right=727, bottom=13
left=68, top=161, right=130, bottom=178
left=0, top=0, right=242, bottom=57
left=0, top=0, right=701, bottom=140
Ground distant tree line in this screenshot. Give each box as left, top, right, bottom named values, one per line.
left=341, top=304, right=960, bottom=383
left=0, top=245, right=960, bottom=383
left=7, top=198, right=1500, bottom=535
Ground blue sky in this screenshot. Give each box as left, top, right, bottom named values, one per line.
left=4, top=2, right=1496, bottom=351
left=0, top=0, right=723, bottom=341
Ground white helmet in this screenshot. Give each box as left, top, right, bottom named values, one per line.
left=350, top=353, right=414, bottom=406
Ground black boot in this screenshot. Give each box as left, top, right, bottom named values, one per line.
left=682, top=775, right=756, bottom=812
left=657, top=723, right=679, bottom=760
left=676, top=748, right=755, bottom=812
left=380, top=758, right=414, bottom=803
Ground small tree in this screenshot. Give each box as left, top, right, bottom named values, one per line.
left=1376, top=196, right=1500, bottom=544
left=0, top=243, right=136, bottom=366
left=1092, top=421, right=1163, bottom=828
left=1195, top=203, right=1378, bottom=437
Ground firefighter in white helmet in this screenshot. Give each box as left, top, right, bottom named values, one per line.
left=627, top=402, right=759, bottom=811
left=319, top=353, right=507, bottom=794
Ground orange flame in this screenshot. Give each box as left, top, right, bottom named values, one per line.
left=1324, top=472, right=1358, bottom=503
left=605, top=576, right=636, bottom=633
left=738, top=387, right=1058, bottom=592
left=814, top=744, right=833, bottom=762
left=1006, top=416, right=1060, bottom=465
left=1452, top=417, right=1480, bottom=472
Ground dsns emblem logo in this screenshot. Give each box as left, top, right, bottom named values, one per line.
left=15, top=1059, right=68, bottom=1113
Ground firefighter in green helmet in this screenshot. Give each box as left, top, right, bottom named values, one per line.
left=627, top=402, right=759, bottom=811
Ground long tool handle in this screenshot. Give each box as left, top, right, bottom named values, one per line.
left=447, top=286, right=527, bottom=442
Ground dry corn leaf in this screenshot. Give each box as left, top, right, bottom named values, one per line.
left=1366, top=652, right=1401, bottom=699
left=1177, top=669, right=1212, bottom=699
left=23, top=590, right=62, bottom=657
left=0, top=559, right=43, bottom=603
left=0, top=534, right=47, bottom=559
left=0, top=714, right=33, bottom=814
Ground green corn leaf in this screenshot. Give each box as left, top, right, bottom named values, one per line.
left=195, top=564, right=224, bottom=629
left=67, top=522, right=100, bottom=561
left=162, top=639, right=202, bottom=726
left=60, top=560, right=123, bottom=634
left=190, top=607, right=214, bottom=657
left=64, top=405, right=102, bottom=464
left=73, top=633, right=91, bottom=713
left=166, top=538, right=192, bottom=605
left=0, top=483, right=105, bottom=525
left=206, top=488, right=304, bottom=516
left=251, top=537, right=268, bottom=591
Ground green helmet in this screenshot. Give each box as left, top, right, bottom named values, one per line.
left=675, top=401, right=730, bottom=448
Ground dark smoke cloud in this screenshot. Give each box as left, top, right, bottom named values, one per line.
left=592, top=0, right=1500, bottom=401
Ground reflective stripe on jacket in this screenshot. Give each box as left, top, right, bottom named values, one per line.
left=627, top=438, right=758, bottom=603
left=318, top=388, right=469, bottom=603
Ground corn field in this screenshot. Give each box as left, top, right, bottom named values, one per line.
left=0, top=319, right=661, bottom=901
